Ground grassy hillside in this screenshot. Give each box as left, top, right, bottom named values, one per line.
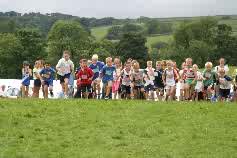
left=0, top=99, right=237, bottom=158
left=90, top=17, right=237, bottom=46
left=91, top=26, right=111, bottom=40
left=219, top=19, right=237, bottom=36
left=146, top=34, right=173, bottom=47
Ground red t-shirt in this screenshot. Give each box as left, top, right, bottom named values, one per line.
left=76, top=67, right=94, bottom=85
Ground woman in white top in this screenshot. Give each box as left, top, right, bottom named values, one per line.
left=56, top=50, right=74, bottom=98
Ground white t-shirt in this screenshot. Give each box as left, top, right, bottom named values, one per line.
left=195, top=71, right=203, bottom=90
left=165, top=69, right=176, bottom=87
left=215, top=65, right=229, bottom=75
left=144, top=68, right=155, bottom=86
left=121, top=69, right=132, bottom=86
left=219, top=77, right=231, bottom=89
left=56, top=58, right=74, bottom=76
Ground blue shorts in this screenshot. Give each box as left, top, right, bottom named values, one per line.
left=22, top=80, right=30, bottom=87
left=43, top=80, right=52, bottom=87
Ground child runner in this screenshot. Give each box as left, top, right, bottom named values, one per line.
left=21, top=61, right=32, bottom=98
left=154, top=61, right=165, bottom=101
left=32, top=60, right=43, bottom=98
left=112, top=58, right=122, bottom=99
left=100, top=57, right=116, bottom=100
left=56, top=50, right=74, bottom=99
left=144, top=61, right=155, bottom=100
left=214, top=58, right=229, bottom=98
left=74, top=63, right=82, bottom=98
left=89, top=54, right=104, bottom=99
left=120, top=61, right=132, bottom=99
left=179, top=62, right=187, bottom=101
left=193, top=64, right=204, bottom=101
left=40, top=61, right=55, bottom=99
left=182, top=58, right=196, bottom=100
left=203, top=62, right=217, bottom=100
left=163, top=60, right=179, bottom=101
left=218, top=68, right=232, bottom=102
left=131, top=62, right=145, bottom=99
left=76, top=59, right=94, bottom=99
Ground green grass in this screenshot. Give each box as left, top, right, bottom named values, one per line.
left=0, top=99, right=237, bottom=158
left=91, top=26, right=111, bottom=40
left=146, top=34, right=173, bottom=47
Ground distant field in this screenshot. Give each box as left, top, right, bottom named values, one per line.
left=91, top=26, right=111, bottom=40
left=146, top=34, right=173, bottom=47
left=219, top=19, right=237, bottom=36
left=0, top=99, right=237, bottom=158
left=90, top=17, right=237, bottom=46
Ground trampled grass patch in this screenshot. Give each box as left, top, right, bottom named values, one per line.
left=0, top=99, right=236, bottom=158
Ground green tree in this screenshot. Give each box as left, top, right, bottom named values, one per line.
left=47, top=20, right=90, bottom=65
left=116, top=33, right=148, bottom=66
left=15, top=28, right=46, bottom=62
left=145, top=20, right=159, bottom=35
left=0, top=33, right=23, bottom=78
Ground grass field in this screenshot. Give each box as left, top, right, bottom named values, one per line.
left=91, top=26, right=111, bottom=40
left=146, top=34, right=173, bottom=47
left=0, top=99, right=237, bottom=158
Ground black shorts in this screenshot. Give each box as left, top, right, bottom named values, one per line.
left=81, top=84, right=92, bottom=93
left=154, top=83, right=164, bottom=90
left=145, top=84, right=154, bottom=92
left=134, top=85, right=144, bottom=90
left=121, top=85, right=131, bottom=94
left=34, top=79, right=41, bottom=87
left=219, top=89, right=230, bottom=98
left=204, top=85, right=214, bottom=91
left=58, top=73, right=71, bottom=84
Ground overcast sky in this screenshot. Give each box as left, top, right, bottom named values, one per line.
left=0, top=0, right=237, bottom=18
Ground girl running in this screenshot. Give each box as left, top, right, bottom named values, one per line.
left=163, top=60, right=179, bottom=101
left=112, top=58, right=122, bottom=99
left=21, top=61, right=32, bottom=98
left=32, top=60, right=43, bottom=98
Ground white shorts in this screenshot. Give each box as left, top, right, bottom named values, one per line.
left=165, top=82, right=176, bottom=90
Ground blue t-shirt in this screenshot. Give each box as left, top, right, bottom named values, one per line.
left=101, top=65, right=116, bottom=83
left=89, top=61, right=104, bottom=80
left=40, top=68, right=55, bottom=82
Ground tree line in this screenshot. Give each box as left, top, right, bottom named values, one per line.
left=0, top=12, right=237, bottom=79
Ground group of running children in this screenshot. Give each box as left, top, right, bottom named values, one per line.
left=20, top=50, right=237, bottom=101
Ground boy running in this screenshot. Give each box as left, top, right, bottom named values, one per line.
left=89, top=54, right=104, bottom=99
left=76, top=59, right=94, bottom=99
left=144, top=61, right=155, bottom=100
left=40, top=61, right=55, bottom=99
left=120, top=61, right=132, bottom=99
left=131, top=62, right=145, bottom=99
left=100, top=57, right=116, bottom=100
left=154, top=61, right=165, bottom=101
left=203, top=62, right=217, bottom=100
left=56, top=50, right=74, bottom=99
